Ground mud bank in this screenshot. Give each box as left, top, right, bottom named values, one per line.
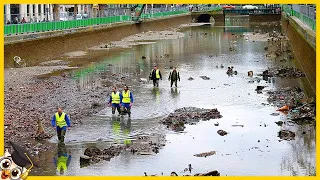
left=4, top=66, right=139, bottom=154
left=4, top=14, right=191, bottom=68
left=89, top=30, right=184, bottom=50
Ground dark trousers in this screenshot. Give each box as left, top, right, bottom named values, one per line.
left=57, top=129, right=66, bottom=144
left=170, top=80, right=178, bottom=87
left=121, top=104, right=131, bottom=117
left=112, top=104, right=121, bottom=114
left=153, top=79, right=159, bottom=87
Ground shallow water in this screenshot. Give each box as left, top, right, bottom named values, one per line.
left=31, top=23, right=315, bottom=176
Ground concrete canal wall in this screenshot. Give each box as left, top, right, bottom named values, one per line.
left=4, top=14, right=191, bottom=68
left=281, top=12, right=316, bottom=98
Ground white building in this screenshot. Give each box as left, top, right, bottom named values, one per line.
left=4, top=4, right=91, bottom=23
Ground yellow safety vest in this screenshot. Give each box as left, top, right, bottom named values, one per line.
left=55, top=112, right=67, bottom=128
left=151, top=69, right=160, bottom=79
left=111, top=92, right=120, bottom=104
left=57, top=155, right=68, bottom=171
left=156, top=69, right=160, bottom=79
left=122, top=90, right=131, bottom=103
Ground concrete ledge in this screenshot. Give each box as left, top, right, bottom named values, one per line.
left=289, top=16, right=315, bottom=49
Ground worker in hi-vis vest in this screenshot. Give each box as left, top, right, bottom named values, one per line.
left=121, top=85, right=134, bottom=117
left=108, top=86, right=123, bottom=116
left=51, top=107, right=71, bottom=144
left=149, top=65, right=162, bottom=87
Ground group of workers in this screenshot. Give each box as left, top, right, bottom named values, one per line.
left=51, top=65, right=180, bottom=143
left=149, top=65, right=180, bottom=88
left=50, top=65, right=180, bottom=174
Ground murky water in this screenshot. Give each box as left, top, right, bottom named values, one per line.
left=31, top=21, right=316, bottom=176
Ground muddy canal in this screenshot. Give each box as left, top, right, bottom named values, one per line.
left=6, top=21, right=315, bottom=176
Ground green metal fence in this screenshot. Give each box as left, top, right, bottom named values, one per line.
left=291, top=10, right=316, bottom=31
left=4, top=10, right=190, bottom=36
left=4, top=15, right=131, bottom=35
left=281, top=4, right=315, bottom=31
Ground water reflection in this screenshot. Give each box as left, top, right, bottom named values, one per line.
left=170, top=87, right=179, bottom=98
left=280, top=124, right=316, bottom=176
left=152, top=88, right=161, bottom=105
left=111, top=117, right=132, bottom=145
left=54, top=143, right=71, bottom=176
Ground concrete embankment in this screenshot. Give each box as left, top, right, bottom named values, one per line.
left=281, top=12, right=316, bottom=98
left=4, top=14, right=191, bottom=68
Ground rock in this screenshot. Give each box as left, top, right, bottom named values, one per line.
left=80, top=155, right=91, bottom=164
left=270, top=113, right=280, bottom=116
left=214, top=122, right=219, bottom=126
left=171, top=172, right=178, bottom=176
left=217, top=130, right=227, bottom=136
left=278, top=130, right=295, bottom=140
left=197, top=170, right=220, bottom=176
left=256, top=86, right=265, bottom=91
left=200, top=76, right=210, bottom=80
left=84, top=146, right=102, bottom=157
left=275, top=121, right=284, bottom=126
left=188, top=77, right=194, bottom=80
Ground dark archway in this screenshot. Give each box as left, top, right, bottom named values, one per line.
left=197, top=14, right=211, bottom=23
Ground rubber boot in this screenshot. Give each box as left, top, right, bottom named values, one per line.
left=57, top=130, right=62, bottom=142
left=60, top=130, right=66, bottom=144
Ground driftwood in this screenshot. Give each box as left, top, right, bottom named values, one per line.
left=35, top=119, right=51, bottom=140
left=36, top=119, right=45, bottom=136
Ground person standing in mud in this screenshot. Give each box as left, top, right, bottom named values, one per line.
left=108, top=86, right=123, bottom=116
left=168, top=67, right=180, bottom=87
left=121, top=85, right=134, bottom=117
left=149, top=65, right=162, bottom=87
left=51, top=107, right=71, bottom=144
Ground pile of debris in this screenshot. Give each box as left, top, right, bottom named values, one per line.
left=80, top=146, right=123, bottom=165
left=161, top=107, right=223, bottom=131
left=267, top=87, right=315, bottom=122
left=262, top=67, right=306, bottom=78
left=278, top=130, right=295, bottom=141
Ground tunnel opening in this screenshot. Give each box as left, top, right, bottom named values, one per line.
left=197, top=14, right=212, bottom=23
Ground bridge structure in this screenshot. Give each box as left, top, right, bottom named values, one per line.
left=191, top=8, right=281, bottom=25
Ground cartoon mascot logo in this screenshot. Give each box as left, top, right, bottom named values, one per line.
left=1, top=142, right=38, bottom=180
